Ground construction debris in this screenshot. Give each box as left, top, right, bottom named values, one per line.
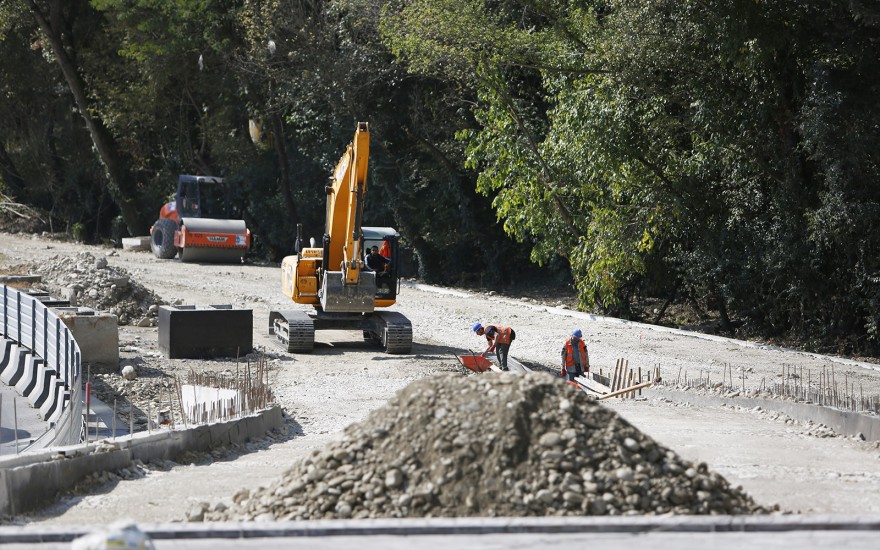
left=204, top=373, right=767, bottom=521
left=34, top=251, right=165, bottom=325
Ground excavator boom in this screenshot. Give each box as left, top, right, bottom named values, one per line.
left=326, top=123, right=370, bottom=285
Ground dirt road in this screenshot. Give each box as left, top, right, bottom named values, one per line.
left=1, top=232, right=879, bottom=523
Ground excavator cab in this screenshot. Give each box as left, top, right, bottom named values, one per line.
left=362, top=227, right=400, bottom=303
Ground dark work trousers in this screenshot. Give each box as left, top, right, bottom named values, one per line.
left=566, top=366, right=584, bottom=381
left=495, top=343, right=511, bottom=370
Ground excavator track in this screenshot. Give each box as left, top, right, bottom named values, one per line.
left=269, top=310, right=315, bottom=353
left=376, top=311, right=412, bottom=354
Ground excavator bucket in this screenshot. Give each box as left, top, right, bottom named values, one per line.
left=320, top=270, right=377, bottom=313
left=178, top=218, right=250, bottom=263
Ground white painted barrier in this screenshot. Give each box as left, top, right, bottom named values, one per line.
left=0, top=286, right=83, bottom=448
left=14, top=353, right=38, bottom=397
left=0, top=346, right=25, bottom=386
left=28, top=362, right=56, bottom=409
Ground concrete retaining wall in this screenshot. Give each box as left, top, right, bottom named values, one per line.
left=657, top=388, right=880, bottom=441
left=0, top=405, right=283, bottom=517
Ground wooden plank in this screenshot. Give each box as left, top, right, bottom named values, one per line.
left=598, top=380, right=655, bottom=400
left=575, top=375, right=611, bottom=395
left=613, top=359, right=622, bottom=392
left=626, top=370, right=634, bottom=399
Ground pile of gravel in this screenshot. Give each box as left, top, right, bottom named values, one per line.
left=206, top=373, right=767, bottom=521
left=35, top=251, right=164, bottom=325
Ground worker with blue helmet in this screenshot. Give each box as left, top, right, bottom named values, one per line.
left=472, top=321, right=516, bottom=371
left=561, top=328, right=589, bottom=381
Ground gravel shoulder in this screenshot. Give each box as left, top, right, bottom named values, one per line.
left=1, top=232, right=880, bottom=524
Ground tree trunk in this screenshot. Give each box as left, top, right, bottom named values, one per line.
left=653, top=279, right=680, bottom=325
left=271, top=114, right=298, bottom=221
left=0, top=140, right=25, bottom=198
left=27, top=0, right=148, bottom=235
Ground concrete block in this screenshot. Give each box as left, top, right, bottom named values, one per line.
left=158, top=305, right=252, bottom=359
left=56, top=307, right=119, bottom=372
left=1, top=347, right=26, bottom=386
left=29, top=363, right=56, bottom=408
left=122, top=236, right=151, bottom=251
left=14, top=354, right=39, bottom=397
left=47, top=390, right=69, bottom=423
left=0, top=339, right=14, bottom=377
left=39, top=382, right=66, bottom=421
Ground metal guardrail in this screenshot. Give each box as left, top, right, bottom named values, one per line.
left=0, top=285, right=83, bottom=448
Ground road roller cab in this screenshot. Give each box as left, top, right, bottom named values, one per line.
left=150, top=175, right=251, bottom=263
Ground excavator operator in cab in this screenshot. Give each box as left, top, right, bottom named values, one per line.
left=366, top=245, right=390, bottom=272
left=366, top=245, right=393, bottom=295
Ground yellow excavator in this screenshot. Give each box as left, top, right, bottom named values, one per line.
left=269, top=122, right=412, bottom=353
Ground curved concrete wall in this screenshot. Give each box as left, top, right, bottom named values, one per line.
left=0, top=285, right=83, bottom=448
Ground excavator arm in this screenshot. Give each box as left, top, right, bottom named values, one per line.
left=326, top=122, right=370, bottom=285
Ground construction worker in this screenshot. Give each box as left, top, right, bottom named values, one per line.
left=561, top=328, right=590, bottom=381
left=379, top=240, right=392, bottom=259
left=366, top=245, right=390, bottom=272
left=473, top=322, right=516, bottom=371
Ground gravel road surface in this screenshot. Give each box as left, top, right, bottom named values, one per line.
left=1, top=232, right=879, bottom=525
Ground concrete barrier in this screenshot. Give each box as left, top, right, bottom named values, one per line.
left=28, top=362, right=56, bottom=409
left=0, top=405, right=283, bottom=516
left=39, top=380, right=66, bottom=422
left=13, top=354, right=39, bottom=398
left=0, top=339, right=15, bottom=380
left=0, top=347, right=26, bottom=386
left=1, top=285, right=83, bottom=449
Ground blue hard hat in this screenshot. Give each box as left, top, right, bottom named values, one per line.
left=572, top=329, right=583, bottom=338
left=472, top=322, right=483, bottom=333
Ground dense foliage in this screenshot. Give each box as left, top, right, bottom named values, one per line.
left=1, top=0, right=879, bottom=355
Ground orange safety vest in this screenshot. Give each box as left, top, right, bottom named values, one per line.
left=485, top=324, right=512, bottom=345
left=563, top=337, right=587, bottom=369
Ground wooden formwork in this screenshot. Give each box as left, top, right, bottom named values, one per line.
left=575, top=359, right=661, bottom=400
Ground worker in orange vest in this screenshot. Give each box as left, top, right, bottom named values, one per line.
left=473, top=322, right=516, bottom=371
left=379, top=240, right=392, bottom=259
left=561, top=328, right=590, bottom=381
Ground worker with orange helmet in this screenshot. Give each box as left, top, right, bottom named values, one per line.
left=473, top=322, right=516, bottom=371
left=561, top=328, right=590, bottom=381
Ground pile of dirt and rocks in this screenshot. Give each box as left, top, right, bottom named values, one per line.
left=34, top=251, right=164, bottom=325
left=203, top=373, right=768, bottom=521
